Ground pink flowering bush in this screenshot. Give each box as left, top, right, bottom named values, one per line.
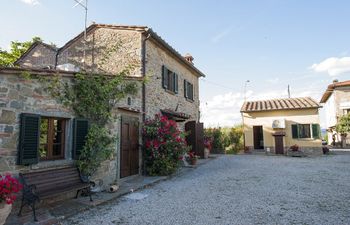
left=143, top=114, right=189, bottom=176
left=0, top=174, right=22, bottom=205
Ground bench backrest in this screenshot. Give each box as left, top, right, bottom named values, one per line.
left=20, top=166, right=83, bottom=194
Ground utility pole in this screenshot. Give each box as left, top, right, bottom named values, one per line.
left=73, top=0, right=88, bottom=70
left=244, top=80, right=250, bottom=102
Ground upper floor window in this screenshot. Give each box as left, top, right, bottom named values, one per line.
left=162, top=65, right=178, bottom=94
left=184, top=80, right=194, bottom=101
left=291, top=124, right=321, bottom=139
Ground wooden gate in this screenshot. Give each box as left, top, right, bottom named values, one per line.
left=185, top=121, right=204, bottom=158
left=120, top=116, right=139, bottom=178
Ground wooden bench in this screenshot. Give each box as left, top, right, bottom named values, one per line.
left=18, top=166, right=93, bottom=221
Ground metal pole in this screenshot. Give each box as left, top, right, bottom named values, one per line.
left=244, top=80, right=250, bottom=102
left=83, top=0, right=88, bottom=70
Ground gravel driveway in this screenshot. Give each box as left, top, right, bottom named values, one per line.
left=62, top=154, right=350, bottom=225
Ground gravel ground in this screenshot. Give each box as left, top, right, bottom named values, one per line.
left=62, top=154, right=350, bottom=225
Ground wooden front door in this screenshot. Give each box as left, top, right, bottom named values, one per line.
left=120, top=116, right=139, bottom=178
left=274, top=135, right=284, bottom=154
left=253, top=126, right=264, bottom=149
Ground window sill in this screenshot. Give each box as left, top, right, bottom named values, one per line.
left=293, top=138, right=319, bottom=141
left=185, top=98, right=194, bottom=103
left=164, top=89, right=177, bottom=95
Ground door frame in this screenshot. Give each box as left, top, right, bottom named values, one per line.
left=119, top=115, right=140, bottom=179
left=253, top=126, right=264, bottom=149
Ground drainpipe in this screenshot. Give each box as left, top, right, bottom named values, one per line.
left=141, top=32, right=151, bottom=176
left=141, top=32, right=151, bottom=122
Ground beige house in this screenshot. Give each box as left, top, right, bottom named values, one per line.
left=320, top=80, right=350, bottom=147
left=0, top=24, right=205, bottom=189
left=241, top=97, right=322, bottom=155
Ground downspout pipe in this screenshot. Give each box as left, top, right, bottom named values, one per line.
left=141, top=32, right=151, bottom=123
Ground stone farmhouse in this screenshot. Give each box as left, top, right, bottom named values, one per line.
left=0, top=24, right=205, bottom=189
left=320, top=79, right=350, bottom=147
left=241, top=97, right=323, bottom=155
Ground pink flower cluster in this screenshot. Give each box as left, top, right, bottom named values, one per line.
left=143, top=114, right=188, bottom=161
left=0, top=174, right=22, bottom=205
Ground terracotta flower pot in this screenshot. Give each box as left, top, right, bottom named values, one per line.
left=190, top=158, right=197, bottom=165
left=0, top=203, right=12, bottom=225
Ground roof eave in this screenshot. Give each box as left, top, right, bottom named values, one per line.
left=241, top=106, right=322, bottom=113
left=145, top=29, right=206, bottom=78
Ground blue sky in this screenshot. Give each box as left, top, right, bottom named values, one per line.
left=1, top=0, right=350, bottom=127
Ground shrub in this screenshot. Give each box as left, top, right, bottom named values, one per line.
left=205, top=125, right=244, bottom=153
left=77, top=125, right=115, bottom=177
left=143, top=115, right=189, bottom=176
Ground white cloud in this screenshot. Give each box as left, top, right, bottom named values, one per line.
left=200, top=88, right=322, bottom=128
left=310, top=57, right=350, bottom=76
left=211, top=27, right=232, bottom=44
left=20, top=0, right=40, bottom=6
left=266, top=77, right=279, bottom=84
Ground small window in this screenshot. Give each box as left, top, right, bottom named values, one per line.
left=162, top=65, right=178, bottom=94
left=40, top=117, right=66, bottom=160
left=184, top=80, right=194, bottom=101
left=298, top=124, right=311, bottom=138
left=291, top=123, right=320, bottom=139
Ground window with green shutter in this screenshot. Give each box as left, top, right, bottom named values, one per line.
left=292, top=123, right=318, bottom=139
left=184, top=80, right=194, bottom=101
left=72, top=118, right=89, bottom=160
left=312, top=124, right=321, bottom=139
left=291, top=124, right=299, bottom=139
left=161, top=65, right=178, bottom=94
left=18, top=113, right=41, bottom=165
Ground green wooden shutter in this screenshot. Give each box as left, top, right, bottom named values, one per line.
left=19, top=113, right=40, bottom=165
left=312, top=124, right=320, bottom=139
left=174, top=73, right=178, bottom=94
left=190, top=83, right=194, bottom=100
left=184, top=80, right=188, bottom=98
left=162, top=65, right=168, bottom=89
left=72, top=118, right=89, bottom=160
left=291, top=124, right=299, bottom=139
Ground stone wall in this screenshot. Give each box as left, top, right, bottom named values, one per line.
left=144, top=39, right=200, bottom=128
left=57, top=27, right=143, bottom=77
left=16, top=43, right=57, bottom=69
left=0, top=71, right=143, bottom=189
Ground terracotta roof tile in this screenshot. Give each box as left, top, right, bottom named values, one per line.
left=320, top=80, right=350, bottom=103
left=241, top=97, right=320, bottom=112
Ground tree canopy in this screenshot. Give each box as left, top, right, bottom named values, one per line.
left=0, top=37, right=42, bottom=67
left=336, top=113, right=350, bottom=135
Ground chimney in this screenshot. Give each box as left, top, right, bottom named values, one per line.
left=184, top=53, right=194, bottom=64
left=333, top=79, right=339, bottom=83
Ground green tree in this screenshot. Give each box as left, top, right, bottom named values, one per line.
left=0, top=37, right=42, bottom=66
left=336, top=113, right=350, bottom=148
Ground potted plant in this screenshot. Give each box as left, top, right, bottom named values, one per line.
left=0, top=174, right=22, bottom=225
left=288, top=144, right=305, bottom=157
left=203, top=137, right=213, bottom=159
left=187, top=152, right=198, bottom=165
left=290, top=144, right=299, bottom=151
